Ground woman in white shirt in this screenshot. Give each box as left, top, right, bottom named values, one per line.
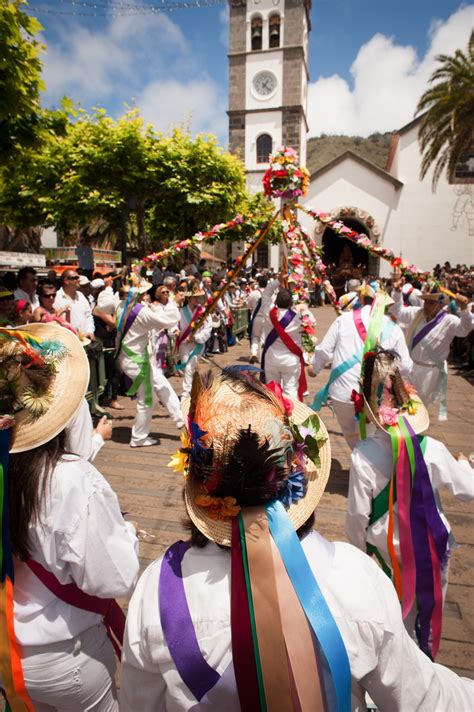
left=0, top=322, right=139, bottom=712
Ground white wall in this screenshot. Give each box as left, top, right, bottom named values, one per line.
left=300, top=157, right=401, bottom=249
left=383, top=125, right=474, bottom=275
left=246, top=51, right=284, bottom=110
left=245, top=110, right=282, bottom=170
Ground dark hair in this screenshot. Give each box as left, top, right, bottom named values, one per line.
left=275, top=289, right=292, bottom=309
left=17, top=266, right=37, bottom=283
left=38, top=282, right=56, bottom=298
left=257, top=275, right=268, bottom=289
left=9, top=432, right=68, bottom=560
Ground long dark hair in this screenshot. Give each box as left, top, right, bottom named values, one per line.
left=9, top=431, right=68, bottom=561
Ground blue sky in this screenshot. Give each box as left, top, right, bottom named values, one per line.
left=29, top=0, right=474, bottom=141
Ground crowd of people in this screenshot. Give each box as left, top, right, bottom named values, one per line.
left=1, top=252, right=474, bottom=711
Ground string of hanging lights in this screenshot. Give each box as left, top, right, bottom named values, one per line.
left=28, top=0, right=226, bottom=18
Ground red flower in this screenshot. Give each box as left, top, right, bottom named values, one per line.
left=351, top=389, right=364, bottom=413
left=391, top=257, right=402, bottom=267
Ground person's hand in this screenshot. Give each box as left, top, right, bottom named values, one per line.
left=307, top=364, right=316, bottom=378
left=392, top=276, right=404, bottom=292
left=86, top=332, right=95, bottom=341
left=455, top=294, right=468, bottom=310
left=456, top=452, right=468, bottom=461
left=96, top=415, right=112, bottom=440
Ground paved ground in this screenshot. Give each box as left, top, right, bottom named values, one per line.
left=96, top=305, right=474, bottom=678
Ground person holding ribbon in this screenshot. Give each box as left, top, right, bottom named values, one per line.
left=176, top=280, right=213, bottom=399
left=390, top=278, right=473, bottom=420
left=260, top=276, right=307, bottom=401
left=310, top=282, right=411, bottom=448
left=346, top=347, right=474, bottom=659
left=120, top=366, right=473, bottom=711
left=0, top=323, right=139, bottom=712
left=116, top=281, right=181, bottom=447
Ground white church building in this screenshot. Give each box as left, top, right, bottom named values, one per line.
left=227, top=0, right=474, bottom=274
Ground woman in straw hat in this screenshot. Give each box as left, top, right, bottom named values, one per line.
left=390, top=277, right=473, bottom=420
left=346, top=347, right=474, bottom=659
left=121, top=366, right=472, bottom=711
left=0, top=323, right=139, bottom=711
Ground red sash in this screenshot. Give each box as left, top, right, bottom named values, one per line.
left=269, top=307, right=307, bottom=401
left=352, top=308, right=367, bottom=342
left=175, top=305, right=204, bottom=350
left=26, top=560, right=125, bottom=657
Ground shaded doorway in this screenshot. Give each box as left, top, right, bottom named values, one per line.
left=321, top=217, right=378, bottom=297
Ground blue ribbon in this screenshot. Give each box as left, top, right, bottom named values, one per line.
left=265, top=501, right=351, bottom=712
left=311, top=351, right=361, bottom=410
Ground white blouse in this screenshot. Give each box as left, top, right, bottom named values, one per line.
left=13, top=455, right=139, bottom=646
left=121, top=531, right=473, bottom=711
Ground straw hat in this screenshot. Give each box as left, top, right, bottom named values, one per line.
left=0, top=323, right=89, bottom=453
left=357, top=281, right=394, bottom=306
left=181, top=371, right=331, bottom=547
left=360, top=348, right=429, bottom=435
left=421, top=290, right=449, bottom=305
left=186, top=280, right=206, bottom=298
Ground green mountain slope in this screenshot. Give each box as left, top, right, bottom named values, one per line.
left=306, top=132, right=393, bottom=174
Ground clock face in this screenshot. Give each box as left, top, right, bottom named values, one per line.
left=252, top=71, right=277, bottom=98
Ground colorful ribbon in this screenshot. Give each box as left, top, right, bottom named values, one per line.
left=121, top=343, right=153, bottom=407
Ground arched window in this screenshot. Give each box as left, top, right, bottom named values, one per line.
left=256, top=134, right=272, bottom=164
left=251, top=16, right=263, bottom=51
left=269, top=13, right=281, bottom=48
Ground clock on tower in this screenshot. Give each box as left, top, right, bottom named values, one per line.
left=228, top=0, right=311, bottom=195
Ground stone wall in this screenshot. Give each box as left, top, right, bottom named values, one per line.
left=229, top=1, right=247, bottom=54
left=229, top=55, right=246, bottom=111
left=229, top=111, right=246, bottom=156
left=283, top=0, right=306, bottom=47
left=282, top=46, right=303, bottom=105
left=281, top=107, right=303, bottom=153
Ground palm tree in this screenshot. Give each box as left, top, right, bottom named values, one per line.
left=417, top=31, right=474, bottom=190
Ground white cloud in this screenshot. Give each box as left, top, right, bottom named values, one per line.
left=139, top=78, right=227, bottom=137
left=307, top=4, right=474, bottom=136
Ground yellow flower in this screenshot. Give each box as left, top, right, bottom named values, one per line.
left=180, top=430, right=191, bottom=449
left=168, top=449, right=189, bottom=474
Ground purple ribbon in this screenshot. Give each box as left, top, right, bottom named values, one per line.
left=159, top=541, right=221, bottom=701
left=412, top=309, right=447, bottom=350
left=260, top=308, right=296, bottom=383
left=404, top=418, right=449, bottom=656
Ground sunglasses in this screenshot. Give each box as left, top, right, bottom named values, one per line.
left=67, top=276, right=80, bottom=281
left=42, top=294, right=56, bottom=299
left=160, top=290, right=170, bottom=295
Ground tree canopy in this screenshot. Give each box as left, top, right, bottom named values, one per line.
left=417, top=31, right=474, bottom=190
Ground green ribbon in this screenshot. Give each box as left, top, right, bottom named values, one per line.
left=367, top=436, right=426, bottom=574
left=238, top=514, right=267, bottom=712
left=121, top=343, right=153, bottom=407
left=359, top=297, right=387, bottom=440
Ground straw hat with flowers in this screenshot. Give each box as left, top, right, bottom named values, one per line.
left=0, top=323, right=89, bottom=452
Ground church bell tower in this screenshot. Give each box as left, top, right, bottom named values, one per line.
left=228, top=0, right=311, bottom=194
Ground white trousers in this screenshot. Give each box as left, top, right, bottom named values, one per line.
left=151, top=363, right=184, bottom=428
left=21, top=624, right=117, bottom=712
left=264, top=359, right=301, bottom=400
left=331, top=398, right=375, bottom=450
left=250, top=315, right=265, bottom=358
left=179, top=344, right=202, bottom=399
left=411, top=362, right=444, bottom=405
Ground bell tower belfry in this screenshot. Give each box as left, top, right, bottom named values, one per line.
left=228, top=0, right=311, bottom=194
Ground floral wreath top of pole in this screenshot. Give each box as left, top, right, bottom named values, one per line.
left=134, top=146, right=444, bottom=335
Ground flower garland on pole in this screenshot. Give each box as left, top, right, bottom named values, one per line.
left=294, top=203, right=431, bottom=280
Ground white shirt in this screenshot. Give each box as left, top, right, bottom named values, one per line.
left=13, top=455, right=139, bottom=646
left=13, top=287, right=40, bottom=311
left=247, top=288, right=262, bottom=315
left=401, top=283, right=424, bottom=308
left=54, top=288, right=95, bottom=335
left=118, top=301, right=180, bottom=356
left=178, top=306, right=213, bottom=348
left=346, top=431, right=474, bottom=561
left=311, top=305, right=412, bottom=403
left=96, top=286, right=119, bottom=316
left=121, top=531, right=473, bottom=711
left=66, top=398, right=104, bottom=462
left=390, top=291, right=473, bottom=365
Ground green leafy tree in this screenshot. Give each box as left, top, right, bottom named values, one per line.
left=0, top=0, right=45, bottom=157
left=417, top=31, right=474, bottom=189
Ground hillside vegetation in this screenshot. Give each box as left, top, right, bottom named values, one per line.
left=306, top=132, right=393, bottom=174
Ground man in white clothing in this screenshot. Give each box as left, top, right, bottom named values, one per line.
left=260, top=276, right=305, bottom=400
left=54, top=269, right=95, bottom=339
left=116, top=287, right=181, bottom=446
left=310, top=285, right=412, bottom=448
left=247, top=275, right=267, bottom=363
left=14, top=267, right=40, bottom=310
left=177, top=288, right=213, bottom=398
left=390, top=278, right=473, bottom=419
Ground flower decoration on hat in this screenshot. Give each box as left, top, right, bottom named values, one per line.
left=263, top=147, right=310, bottom=199
left=194, top=492, right=241, bottom=521
left=168, top=430, right=191, bottom=475
left=0, top=329, right=69, bottom=423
